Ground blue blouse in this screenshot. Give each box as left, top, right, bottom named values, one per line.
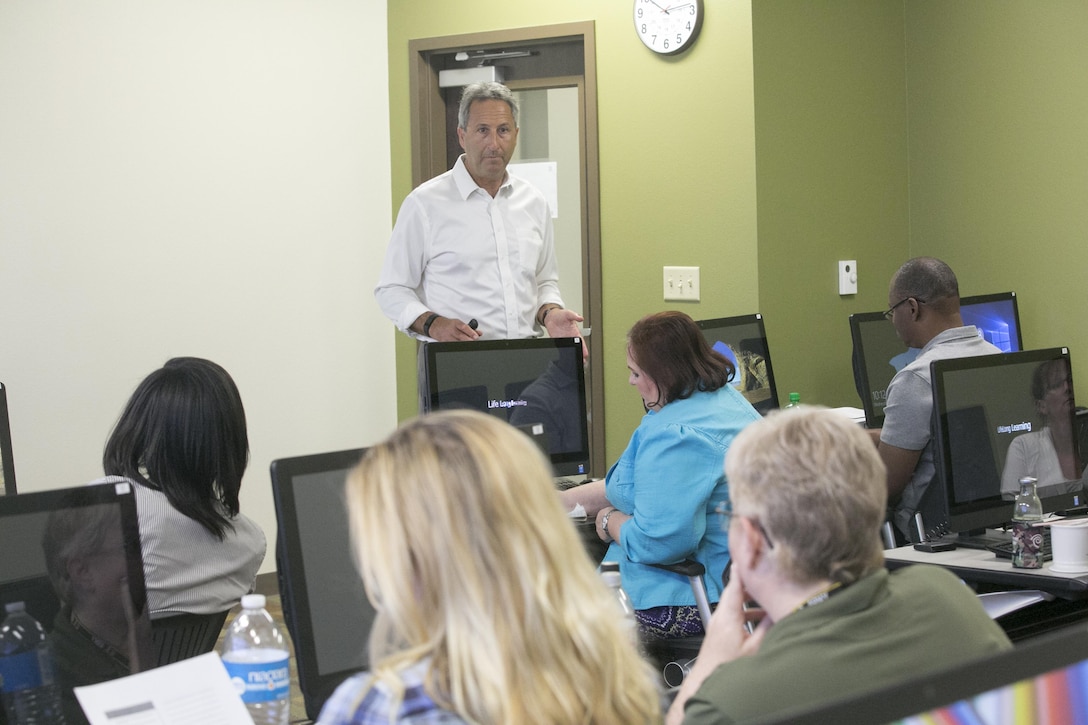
left=603, top=385, right=760, bottom=610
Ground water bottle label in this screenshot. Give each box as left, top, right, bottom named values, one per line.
left=1012, top=523, right=1044, bottom=569
left=0, top=650, right=44, bottom=692
left=223, top=656, right=290, bottom=703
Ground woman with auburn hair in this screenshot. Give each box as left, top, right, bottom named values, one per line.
left=562, top=311, right=761, bottom=641
left=318, top=410, right=662, bottom=725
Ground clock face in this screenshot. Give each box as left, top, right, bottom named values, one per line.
left=633, top=0, right=704, bottom=55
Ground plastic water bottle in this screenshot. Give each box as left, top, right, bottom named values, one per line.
left=1012, top=477, right=1044, bottom=569
left=784, top=392, right=801, bottom=410
left=0, top=602, right=66, bottom=725
left=600, top=562, right=638, bottom=646
left=220, top=594, right=290, bottom=725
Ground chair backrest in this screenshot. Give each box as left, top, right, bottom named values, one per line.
left=151, top=610, right=229, bottom=667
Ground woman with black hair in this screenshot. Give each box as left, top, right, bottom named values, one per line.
left=92, top=357, right=266, bottom=619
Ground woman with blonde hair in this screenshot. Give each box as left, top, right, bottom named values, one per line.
left=318, top=410, right=662, bottom=724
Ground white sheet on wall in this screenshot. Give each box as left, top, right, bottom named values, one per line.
left=509, top=161, right=559, bottom=218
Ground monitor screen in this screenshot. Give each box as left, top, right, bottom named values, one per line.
left=928, top=347, right=1085, bottom=537
left=0, top=382, right=15, bottom=495
left=757, top=621, right=1088, bottom=725
left=270, top=448, right=374, bottom=722
left=850, top=291, right=1023, bottom=428
left=694, top=314, right=780, bottom=415
left=418, top=337, right=590, bottom=478
left=0, top=481, right=152, bottom=725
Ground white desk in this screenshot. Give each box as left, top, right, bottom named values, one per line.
left=885, top=544, right=1088, bottom=640
left=884, top=544, right=1088, bottom=599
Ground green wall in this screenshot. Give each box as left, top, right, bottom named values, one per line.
left=387, top=1, right=760, bottom=461
left=906, top=1, right=1088, bottom=388
left=388, top=1, right=1088, bottom=462
left=753, top=1, right=910, bottom=409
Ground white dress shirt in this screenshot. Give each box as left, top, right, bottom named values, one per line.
left=374, top=155, right=564, bottom=340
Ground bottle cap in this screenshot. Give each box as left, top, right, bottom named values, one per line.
left=241, top=594, right=266, bottom=610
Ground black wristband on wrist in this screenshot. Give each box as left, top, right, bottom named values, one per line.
left=541, top=306, right=560, bottom=326
left=422, top=313, right=440, bottom=337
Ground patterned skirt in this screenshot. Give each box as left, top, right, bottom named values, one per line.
left=635, top=605, right=706, bottom=640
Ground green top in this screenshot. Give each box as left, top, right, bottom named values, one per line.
left=681, top=565, right=1012, bottom=724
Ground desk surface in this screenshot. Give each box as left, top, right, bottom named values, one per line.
left=884, top=544, right=1088, bottom=599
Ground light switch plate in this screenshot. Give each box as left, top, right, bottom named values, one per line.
left=838, top=260, right=858, bottom=295
left=664, top=266, right=700, bottom=302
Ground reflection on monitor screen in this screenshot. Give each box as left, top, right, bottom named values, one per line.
left=694, top=314, right=779, bottom=415
left=418, top=337, right=590, bottom=478
left=0, top=483, right=152, bottom=725
left=850, top=292, right=1023, bottom=428
left=928, top=347, right=1086, bottom=537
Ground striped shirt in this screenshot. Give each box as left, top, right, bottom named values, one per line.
left=317, top=660, right=467, bottom=725
left=90, top=475, right=266, bottom=618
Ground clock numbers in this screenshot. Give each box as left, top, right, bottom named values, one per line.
left=633, top=0, right=703, bottom=56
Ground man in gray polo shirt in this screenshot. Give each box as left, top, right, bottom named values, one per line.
left=875, top=257, right=1002, bottom=541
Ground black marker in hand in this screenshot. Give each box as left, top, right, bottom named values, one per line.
left=468, top=319, right=478, bottom=330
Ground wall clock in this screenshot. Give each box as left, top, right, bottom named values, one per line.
left=633, top=0, right=704, bottom=55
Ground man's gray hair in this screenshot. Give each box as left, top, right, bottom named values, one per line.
left=458, top=82, right=519, bottom=129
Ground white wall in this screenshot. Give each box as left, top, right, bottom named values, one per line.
left=0, top=1, right=396, bottom=574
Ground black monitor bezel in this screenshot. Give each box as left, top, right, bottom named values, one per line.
left=850, top=291, right=1023, bottom=429
left=0, top=480, right=150, bottom=723
left=418, top=336, right=590, bottom=478
left=931, top=347, right=1083, bottom=535
left=694, top=313, right=780, bottom=414
left=0, top=482, right=147, bottom=607
left=755, top=621, right=1088, bottom=725
left=0, top=382, right=16, bottom=495
left=270, top=447, right=373, bottom=721
left=848, top=309, right=891, bottom=429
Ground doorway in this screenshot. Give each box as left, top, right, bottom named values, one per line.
left=408, top=22, right=604, bottom=476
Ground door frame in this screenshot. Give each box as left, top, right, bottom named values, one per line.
left=408, top=21, right=605, bottom=476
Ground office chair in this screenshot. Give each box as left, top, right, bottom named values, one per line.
left=642, top=560, right=714, bottom=687
left=151, top=610, right=230, bottom=667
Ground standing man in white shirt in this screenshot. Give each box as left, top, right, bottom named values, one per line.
left=374, top=82, right=584, bottom=344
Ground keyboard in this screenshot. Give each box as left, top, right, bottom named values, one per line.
left=987, top=531, right=1053, bottom=563
left=554, top=477, right=590, bottom=491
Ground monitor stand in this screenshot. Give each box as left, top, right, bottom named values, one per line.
left=954, top=528, right=1011, bottom=551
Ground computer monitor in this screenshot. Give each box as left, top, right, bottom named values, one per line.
left=758, top=621, right=1088, bottom=725
left=924, top=347, right=1085, bottom=540
left=694, top=313, right=780, bottom=415
left=0, top=481, right=152, bottom=725
left=270, top=447, right=374, bottom=721
left=0, top=382, right=16, bottom=495
left=418, top=337, right=590, bottom=479
left=850, top=291, right=1023, bottom=428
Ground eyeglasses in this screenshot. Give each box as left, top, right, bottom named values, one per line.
left=879, top=293, right=922, bottom=320
left=883, top=296, right=925, bottom=321
left=716, top=499, right=774, bottom=549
